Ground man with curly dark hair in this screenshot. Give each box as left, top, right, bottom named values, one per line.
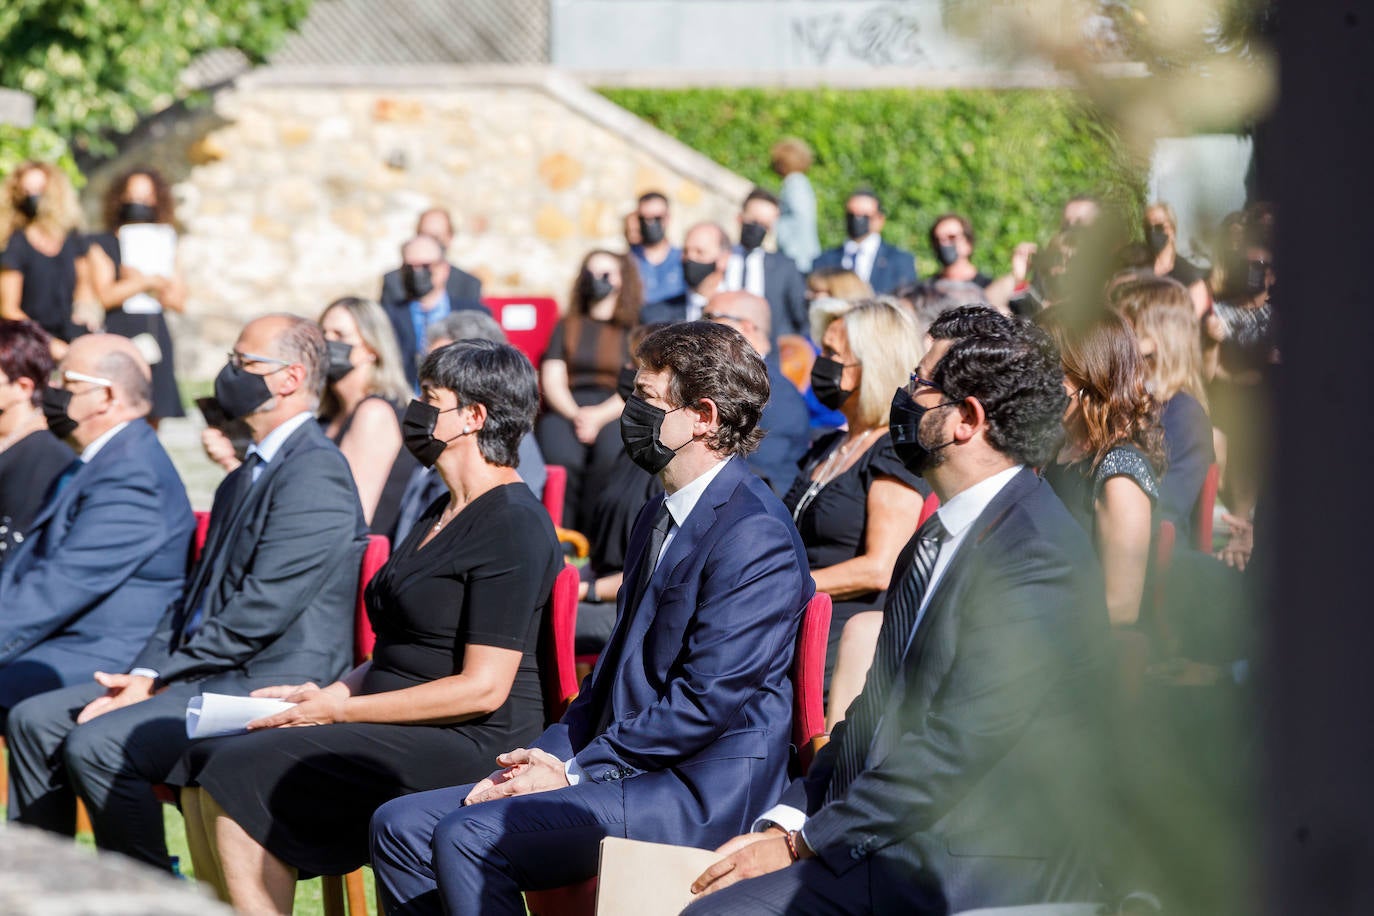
left=688, top=318, right=1114, bottom=915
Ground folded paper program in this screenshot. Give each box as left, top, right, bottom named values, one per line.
left=186, top=693, right=294, bottom=739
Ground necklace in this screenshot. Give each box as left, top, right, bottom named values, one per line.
left=791, top=428, right=875, bottom=524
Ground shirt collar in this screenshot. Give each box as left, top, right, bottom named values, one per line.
left=79, top=421, right=131, bottom=463
left=662, top=455, right=732, bottom=530
left=843, top=233, right=881, bottom=256
left=934, top=464, right=1023, bottom=540
left=246, top=411, right=315, bottom=467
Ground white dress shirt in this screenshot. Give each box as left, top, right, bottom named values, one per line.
left=565, top=457, right=734, bottom=784
left=723, top=246, right=767, bottom=298
left=753, top=464, right=1026, bottom=836
left=841, top=233, right=882, bottom=286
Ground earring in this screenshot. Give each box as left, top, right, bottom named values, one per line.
left=463, top=426, right=470, bottom=434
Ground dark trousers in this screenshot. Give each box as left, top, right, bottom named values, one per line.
left=680, top=858, right=875, bottom=916
left=535, top=391, right=624, bottom=531
left=370, top=779, right=628, bottom=916
left=4, top=680, right=202, bottom=869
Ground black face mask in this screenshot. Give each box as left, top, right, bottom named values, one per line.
left=682, top=258, right=716, bottom=290
left=401, top=400, right=465, bottom=469
left=845, top=213, right=870, bottom=240
left=810, top=356, right=854, bottom=410
left=402, top=264, right=435, bottom=301
left=616, top=366, right=637, bottom=402
left=581, top=271, right=616, bottom=304
left=119, top=202, right=158, bottom=224
left=41, top=387, right=79, bottom=439
left=1146, top=225, right=1169, bottom=254
left=739, top=221, right=767, bottom=252
left=1244, top=259, right=1270, bottom=296
left=620, top=395, right=689, bottom=475
left=213, top=363, right=275, bottom=420
left=325, top=341, right=354, bottom=384
left=639, top=216, right=666, bottom=246
left=889, top=388, right=957, bottom=477
left=18, top=195, right=40, bottom=220
left=936, top=243, right=961, bottom=267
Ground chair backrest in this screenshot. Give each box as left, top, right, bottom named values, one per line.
left=543, top=465, right=567, bottom=529
left=354, top=535, right=391, bottom=663
left=1193, top=462, right=1220, bottom=552
left=540, top=563, right=582, bottom=726
left=191, top=510, right=211, bottom=563
left=916, top=490, right=940, bottom=529
left=792, top=592, right=833, bottom=774
left=484, top=296, right=561, bottom=367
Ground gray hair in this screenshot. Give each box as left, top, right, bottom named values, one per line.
left=419, top=339, right=537, bottom=468
left=267, top=314, right=327, bottom=407
left=428, top=311, right=507, bottom=347
left=96, top=349, right=151, bottom=415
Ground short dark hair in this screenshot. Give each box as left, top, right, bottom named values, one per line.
left=419, top=339, right=537, bottom=468
left=743, top=186, right=780, bottom=209
left=0, top=319, right=54, bottom=407
left=927, top=305, right=1011, bottom=342
left=638, top=191, right=668, bottom=209
left=635, top=321, right=769, bottom=458
left=932, top=320, right=1068, bottom=468
left=929, top=212, right=976, bottom=251
left=848, top=189, right=884, bottom=213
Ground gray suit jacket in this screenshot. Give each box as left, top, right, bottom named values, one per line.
left=131, top=420, right=367, bottom=687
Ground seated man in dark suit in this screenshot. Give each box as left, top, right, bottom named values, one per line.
left=0, top=334, right=194, bottom=728
left=379, top=209, right=487, bottom=388
left=370, top=320, right=814, bottom=916
left=812, top=190, right=918, bottom=295
left=640, top=222, right=730, bottom=326
left=720, top=188, right=809, bottom=339
left=5, top=314, right=368, bottom=872
left=687, top=319, right=1112, bottom=914
left=703, top=291, right=810, bottom=496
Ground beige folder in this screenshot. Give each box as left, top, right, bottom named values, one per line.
left=594, top=836, right=723, bottom=916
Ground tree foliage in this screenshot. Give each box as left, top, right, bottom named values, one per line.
left=601, top=87, right=1146, bottom=278
left=0, top=0, right=312, bottom=155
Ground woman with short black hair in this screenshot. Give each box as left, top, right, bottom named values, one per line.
left=0, top=319, right=69, bottom=564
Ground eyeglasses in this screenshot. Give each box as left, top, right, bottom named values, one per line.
left=227, top=351, right=291, bottom=371
left=50, top=369, right=113, bottom=390
left=904, top=373, right=944, bottom=397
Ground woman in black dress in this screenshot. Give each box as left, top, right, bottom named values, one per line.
left=85, top=167, right=186, bottom=423
left=0, top=319, right=70, bottom=564
left=0, top=161, right=92, bottom=354
left=781, top=299, right=928, bottom=704
left=172, top=339, right=562, bottom=914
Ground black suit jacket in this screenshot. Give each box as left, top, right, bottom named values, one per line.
left=813, top=240, right=919, bottom=296
left=758, top=251, right=809, bottom=339
left=378, top=263, right=487, bottom=388
left=785, top=469, right=1111, bottom=912
left=131, top=420, right=368, bottom=687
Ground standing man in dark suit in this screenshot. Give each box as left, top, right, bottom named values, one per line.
left=721, top=188, right=809, bottom=339
left=6, top=314, right=368, bottom=871
left=0, top=334, right=193, bottom=727
left=687, top=320, right=1112, bottom=914
left=703, top=291, right=810, bottom=496
left=370, top=321, right=813, bottom=916
left=640, top=223, right=731, bottom=326
left=379, top=208, right=487, bottom=389
left=812, top=190, right=918, bottom=295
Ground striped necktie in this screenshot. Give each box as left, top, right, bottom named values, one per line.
left=826, top=513, right=947, bottom=802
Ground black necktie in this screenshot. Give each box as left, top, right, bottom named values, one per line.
left=826, top=513, right=947, bottom=802
left=593, top=500, right=673, bottom=736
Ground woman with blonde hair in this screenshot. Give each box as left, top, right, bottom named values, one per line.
left=1116, top=276, right=1216, bottom=544
left=805, top=266, right=872, bottom=303
left=1142, top=201, right=1210, bottom=317
left=783, top=298, right=930, bottom=686
left=0, top=161, right=92, bottom=353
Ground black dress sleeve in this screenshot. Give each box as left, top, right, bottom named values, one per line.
left=857, top=433, right=931, bottom=497
left=460, top=493, right=555, bottom=653
left=0, top=231, right=30, bottom=272
left=543, top=319, right=567, bottom=363
left=1092, top=445, right=1159, bottom=505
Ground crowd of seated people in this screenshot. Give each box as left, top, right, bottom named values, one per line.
left=0, top=151, right=1271, bottom=915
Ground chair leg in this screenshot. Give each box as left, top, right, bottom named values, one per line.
left=322, top=874, right=346, bottom=916
left=75, top=798, right=93, bottom=835
left=345, top=868, right=368, bottom=916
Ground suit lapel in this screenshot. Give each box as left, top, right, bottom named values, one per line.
left=25, top=423, right=143, bottom=531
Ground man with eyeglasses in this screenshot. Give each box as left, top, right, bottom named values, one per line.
left=686, top=316, right=1114, bottom=915
left=0, top=333, right=193, bottom=730
left=702, top=291, right=809, bottom=496
left=6, top=314, right=368, bottom=873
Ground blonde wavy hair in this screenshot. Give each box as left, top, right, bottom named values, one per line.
left=817, top=297, right=924, bottom=428
left=317, top=297, right=412, bottom=417
left=1, top=161, right=81, bottom=238
left=1115, top=275, right=1209, bottom=410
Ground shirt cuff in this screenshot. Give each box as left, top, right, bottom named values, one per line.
left=129, top=667, right=160, bottom=681
left=752, top=804, right=806, bottom=834
left=565, top=757, right=584, bottom=786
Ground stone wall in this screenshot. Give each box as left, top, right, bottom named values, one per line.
left=83, top=67, right=752, bottom=381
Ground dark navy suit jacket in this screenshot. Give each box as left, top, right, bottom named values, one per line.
left=0, top=421, right=194, bottom=707
left=781, top=469, right=1111, bottom=912
left=813, top=239, right=918, bottom=296
left=534, top=457, right=813, bottom=848
left=747, top=354, right=812, bottom=496
left=378, top=263, right=487, bottom=388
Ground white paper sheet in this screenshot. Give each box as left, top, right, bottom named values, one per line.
left=117, top=223, right=177, bottom=315
left=185, top=692, right=294, bottom=739
left=595, top=836, right=721, bottom=916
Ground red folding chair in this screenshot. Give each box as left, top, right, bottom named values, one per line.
left=191, top=510, right=211, bottom=562
left=485, top=296, right=561, bottom=368
left=1193, top=462, right=1220, bottom=552
left=542, top=563, right=582, bottom=724
left=916, top=490, right=940, bottom=529
left=543, top=465, right=567, bottom=528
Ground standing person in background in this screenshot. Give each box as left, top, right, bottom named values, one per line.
left=85, top=168, right=186, bottom=427
left=928, top=213, right=993, bottom=288
left=0, top=161, right=92, bottom=355
left=628, top=191, right=685, bottom=307
left=537, top=249, right=642, bottom=530
left=0, top=319, right=69, bottom=565
left=721, top=188, right=809, bottom=338
left=811, top=190, right=917, bottom=296
left=1142, top=202, right=1211, bottom=318
left=770, top=137, right=820, bottom=274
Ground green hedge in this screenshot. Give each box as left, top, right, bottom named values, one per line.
left=0, top=123, right=81, bottom=187
left=600, top=87, right=1145, bottom=280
